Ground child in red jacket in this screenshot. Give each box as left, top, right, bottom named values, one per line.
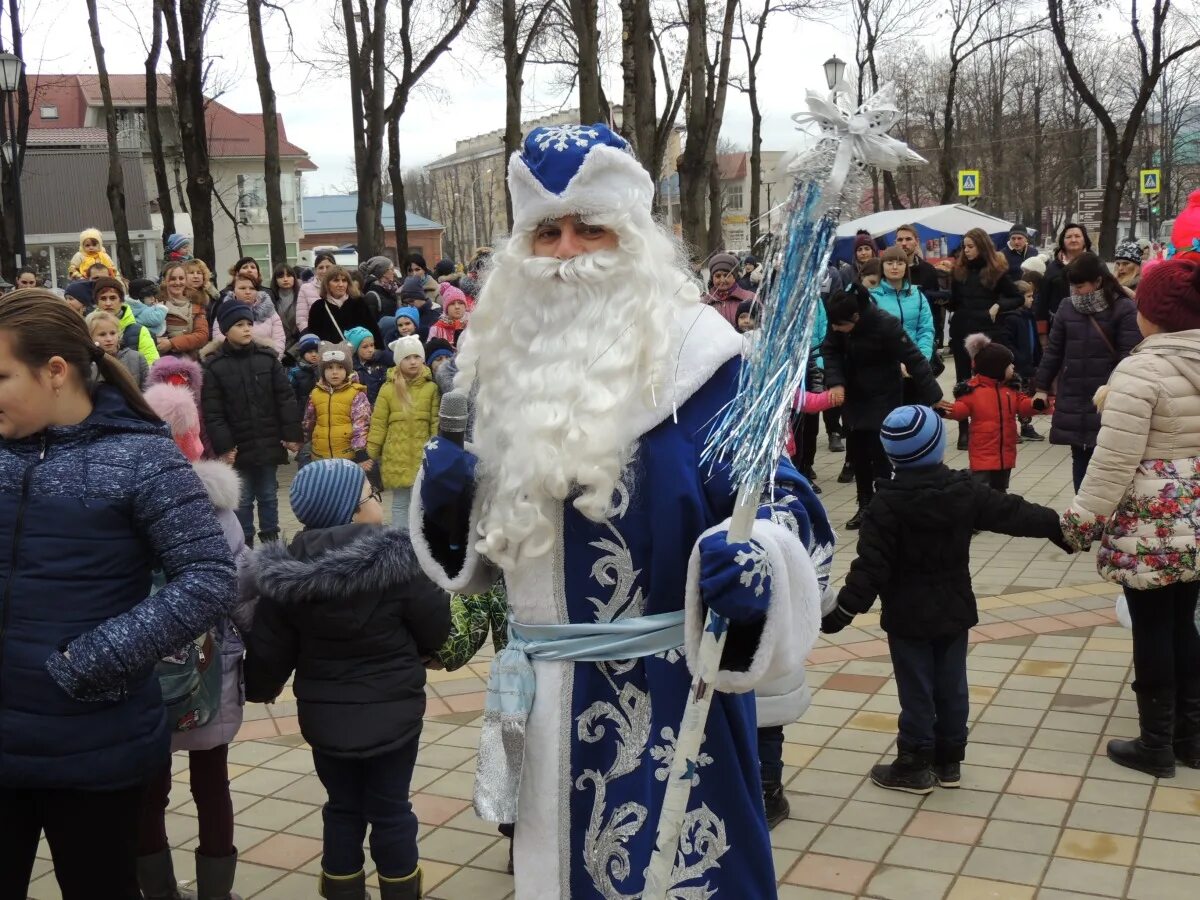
left=939, top=333, right=1051, bottom=491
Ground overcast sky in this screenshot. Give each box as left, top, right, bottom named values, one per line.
left=17, top=0, right=858, bottom=197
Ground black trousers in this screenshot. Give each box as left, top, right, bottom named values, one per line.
left=972, top=469, right=1011, bottom=492
left=888, top=630, right=970, bottom=760
left=793, top=409, right=843, bottom=472
left=1125, top=582, right=1200, bottom=742
left=0, top=784, right=145, bottom=899
left=847, top=429, right=892, bottom=508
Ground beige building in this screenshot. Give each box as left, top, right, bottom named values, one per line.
left=424, top=107, right=682, bottom=260
left=716, top=150, right=789, bottom=253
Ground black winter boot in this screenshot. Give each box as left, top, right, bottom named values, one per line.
left=933, top=743, right=965, bottom=788
left=762, top=780, right=790, bottom=829
left=378, top=867, right=423, bottom=899
left=194, top=850, right=242, bottom=900
left=1108, top=690, right=1176, bottom=778
left=836, top=461, right=854, bottom=483
left=319, top=870, right=368, bottom=900
left=870, top=749, right=937, bottom=795
left=828, top=432, right=845, bottom=453
left=1174, top=675, right=1200, bottom=768
left=137, top=850, right=196, bottom=900
left=956, top=422, right=969, bottom=451
left=845, top=508, right=865, bottom=530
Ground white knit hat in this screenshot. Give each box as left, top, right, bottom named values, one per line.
left=389, top=334, right=424, bottom=361
left=1020, top=255, right=1047, bottom=278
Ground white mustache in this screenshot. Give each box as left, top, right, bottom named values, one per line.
left=520, top=250, right=623, bottom=283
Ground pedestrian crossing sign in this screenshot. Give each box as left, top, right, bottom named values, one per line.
left=958, top=170, right=980, bottom=197
left=1140, top=169, right=1161, bottom=195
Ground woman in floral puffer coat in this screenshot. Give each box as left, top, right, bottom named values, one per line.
left=1061, top=257, right=1200, bottom=781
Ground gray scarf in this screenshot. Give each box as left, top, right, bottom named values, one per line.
left=1070, top=288, right=1109, bottom=315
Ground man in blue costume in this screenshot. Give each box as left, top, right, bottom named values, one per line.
left=411, top=123, right=832, bottom=898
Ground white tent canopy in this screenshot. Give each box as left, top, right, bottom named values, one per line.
left=836, top=204, right=1015, bottom=240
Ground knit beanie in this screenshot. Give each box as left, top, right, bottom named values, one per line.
left=91, top=276, right=125, bottom=299
left=1168, top=190, right=1200, bottom=259
left=362, top=255, right=393, bottom=280
left=1009, top=223, right=1030, bottom=238
left=343, top=327, right=373, bottom=352
left=973, top=341, right=1014, bottom=381
left=1136, top=257, right=1200, bottom=333
left=439, top=282, right=467, bottom=307
left=708, top=252, right=738, bottom=275
left=401, top=275, right=427, bottom=300
left=880, top=405, right=946, bottom=469
left=736, top=299, right=760, bottom=320
left=294, top=333, right=320, bottom=355
left=1019, top=255, right=1046, bottom=278
left=217, top=302, right=253, bottom=334
left=290, top=458, right=365, bottom=529
left=128, top=277, right=158, bottom=300
left=317, top=341, right=354, bottom=377
left=389, top=334, right=425, bottom=361
left=434, top=258, right=455, bottom=278
left=459, top=275, right=479, bottom=297
left=853, top=234, right=877, bottom=254
left=423, top=337, right=455, bottom=365
left=165, top=233, right=191, bottom=252
left=395, top=306, right=421, bottom=330
left=1114, top=240, right=1143, bottom=265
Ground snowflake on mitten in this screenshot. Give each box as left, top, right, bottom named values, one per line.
left=734, top=542, right=773, bottom=597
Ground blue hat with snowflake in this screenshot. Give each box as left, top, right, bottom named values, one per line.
left=508, top=122, right=654, bottom=233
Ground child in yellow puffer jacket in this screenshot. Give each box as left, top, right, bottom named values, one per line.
left=367, top=335, right=440, bottom=529
left=68, top=227, right=119, bottom=280
left=302, top=341, right=372, bottom=469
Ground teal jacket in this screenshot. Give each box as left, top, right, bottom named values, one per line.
left=869, top=281, right=934, bottom=360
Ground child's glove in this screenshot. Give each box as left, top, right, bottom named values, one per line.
left=698, top=531, right=773, bottom=623
left=821, top=605, right=855, bottom=634
left=420, top=437, right=477, bottom=518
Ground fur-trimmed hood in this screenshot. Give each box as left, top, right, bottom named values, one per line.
left=248, top=525, right=422, bottom=605
left=199, top=337, right=279, bottom=361
left=191, top=459, right=241, bottom=511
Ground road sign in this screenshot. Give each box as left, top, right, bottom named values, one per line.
left=958, top=170, right=980, bottom=197
left=1140, top=169, right=1161, bottom=195
left=1076, top=187, right=1104, bottom=236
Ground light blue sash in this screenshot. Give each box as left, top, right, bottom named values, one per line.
left=474, top=609, right=685, bottom=823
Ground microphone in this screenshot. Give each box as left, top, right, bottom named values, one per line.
left=438, top=389, right=470, bottom=448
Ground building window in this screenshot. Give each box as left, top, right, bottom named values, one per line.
left=237, top=174, right=297, bottom=226
left=243, top=242, right=301, bottom=270
left=39, top=105, right=58, bottom=120
left=723, top=183, right=744, bottom=211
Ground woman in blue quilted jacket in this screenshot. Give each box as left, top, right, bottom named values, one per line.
left=0, top=290, right=238, bottom=899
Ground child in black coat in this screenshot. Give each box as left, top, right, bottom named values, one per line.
left=243, top=459, right=450, bottom=899
left=822, top=405, right=1072, bottom=794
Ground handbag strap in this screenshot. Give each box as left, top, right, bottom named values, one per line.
left=325, top=301, right=346, bottom=342
left=1087, top=314, right=1117, bottom=360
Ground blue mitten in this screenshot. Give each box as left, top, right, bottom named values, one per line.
left=698, top=531, right=773, bottom=623
left=420, top=437, right=478, bottom=518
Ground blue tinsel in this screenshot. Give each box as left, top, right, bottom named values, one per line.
left=702, top=179, right=837, bottom=494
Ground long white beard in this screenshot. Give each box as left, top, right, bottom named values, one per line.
left=455, top=220, right=701, bottom=569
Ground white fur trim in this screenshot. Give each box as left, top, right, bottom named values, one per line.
left=408, top=466, right=498, bottom=595
left=613, top=304, right=744, bottom=452
left=508, top=144, right=655, bottom=233
left=683, top=518, right=822, bottom=695
left=191, top=460, right=241, bottom=512
left=756, top=678, right=813, bottom=729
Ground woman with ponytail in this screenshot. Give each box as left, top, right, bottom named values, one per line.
left=0, top=290, right=238, bottom=898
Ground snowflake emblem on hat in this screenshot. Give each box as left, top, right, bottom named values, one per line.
left=534, top=124, right=601, bottom=152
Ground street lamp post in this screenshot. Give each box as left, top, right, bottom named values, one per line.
left=823, top=54, right=846, bottom=94
left=0, top=51, right=25, bottom=269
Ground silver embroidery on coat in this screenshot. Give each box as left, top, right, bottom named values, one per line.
left=650, top=726, right=713, bottom=784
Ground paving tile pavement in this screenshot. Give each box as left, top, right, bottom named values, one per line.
left=28, top=427, right=1200, bottom=898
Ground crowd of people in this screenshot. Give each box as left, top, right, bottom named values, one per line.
left=1, top=171, right=1199, bottom=900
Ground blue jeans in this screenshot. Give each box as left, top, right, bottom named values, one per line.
left=311, top=739, right=420, bottom=879
left=236, top=464, right=279, bottom=542
left=757, top=725, right=784, bottom=784
left=391, top=487, right=412, bottom=530
left=888, top=630, right=969, bottom=761
left=1071, top=444, right=1094, bottom=493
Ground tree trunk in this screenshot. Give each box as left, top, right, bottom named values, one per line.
left=162, top=0, right=214, bottom=268
left=342, top=0, right=387, bottom=256
left=938, top=67, right=959, bottom=204
left=247, top=0, right=287, bottom=266
left=620, top=0, right=657, bottom=173
left=707, top=162, right=723, bottom=255
left=569, top=0, right=605, bottom=123
left=387, top=114, right=408, bottom=260
left=86, top=0, right=136, bottom=277
left=146, top=0, right=174, bottom=242
left=502, top=0, right=521, bottom=230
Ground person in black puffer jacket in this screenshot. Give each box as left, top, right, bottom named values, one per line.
left=0, top=292, right=237, bottom=898
left=821, top=285, right=942, bottom=529
left=202, top=303, right=302, bottom=545
left=244, top=459, right=449, bottom=899
left=822, top=405, right=1071, bottom=796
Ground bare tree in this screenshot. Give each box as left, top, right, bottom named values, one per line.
left=1048, top=0, right=1200, bottom=255
left=343, top=0, right=389, bottom=255
left=678, top=0, right=738, bottom=258
left=86, top=0, right=136, bottom=277
left=384, top=0, right=481, bottom=261
left=162, top=0, right=216, bottom=267
left=0, top=0, right=31, bottom=278
left=247, top=0, right=287, bottom=266
left=146, top=0, right=176, bottom=242
left=567, top=0, right=607, bottom=122
left=500, top=0, right=556, bottom=228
